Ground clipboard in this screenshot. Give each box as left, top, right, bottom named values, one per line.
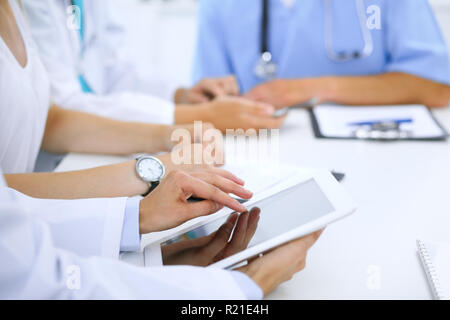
left=309, top=105, right=448, bottom=141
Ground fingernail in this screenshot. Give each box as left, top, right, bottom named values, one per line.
left=238, top=204, right=247, bottom=212
left=264, top=105, right=275, bottom=115
left=228, top=212, right=238, bottom=221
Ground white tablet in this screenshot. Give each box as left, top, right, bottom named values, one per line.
left=144, top=170, right=356, bottom=269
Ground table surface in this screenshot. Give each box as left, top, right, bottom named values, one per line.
left=56, top=108, right=450, bottom=300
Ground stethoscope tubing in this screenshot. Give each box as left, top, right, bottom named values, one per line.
left=256, top=0, right=375, bottom=79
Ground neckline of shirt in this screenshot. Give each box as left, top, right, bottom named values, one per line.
left=0, top=0, right=31, bottom=72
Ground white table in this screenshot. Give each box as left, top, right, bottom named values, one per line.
left=56, top=108, right=450, bottom=300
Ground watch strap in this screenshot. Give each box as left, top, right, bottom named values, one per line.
left=142, top=180, right=160, bottom=197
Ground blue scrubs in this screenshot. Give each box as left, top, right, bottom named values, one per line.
left=193, top=0, right=450, bottom=93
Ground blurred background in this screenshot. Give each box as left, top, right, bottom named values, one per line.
left=115, top=0, right=450, bottom=90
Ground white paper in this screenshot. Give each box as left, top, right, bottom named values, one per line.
left=314, top=105, right=446, bottom=139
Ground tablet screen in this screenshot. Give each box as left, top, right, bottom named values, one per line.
left=161, top=179, right=334, bottom=265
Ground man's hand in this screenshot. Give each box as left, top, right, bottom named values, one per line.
left=138, top=169, right=252, bottom=234
left=237, top=230, right=323, bottom=296
left=175, top=76, right=240, bottom=104
left=245, top=78, right=329, bottom=109
left=162, top=208, right=260, bottom=266
left=202, top=96, right=286, bottom=132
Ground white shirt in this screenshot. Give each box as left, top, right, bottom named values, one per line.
left=21, top=0, right=176, bottom=125
left=0, top=0, right=50, bottom=173
left=0, top=2, right=262, bottom=299
left=0, top=166, right=257, bottom=299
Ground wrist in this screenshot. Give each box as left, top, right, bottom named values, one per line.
left=122, top=160, right=150, bottom=197
left=160, top=125, right=176, bottom=151
left=155, top=153, right=176, bottom=178
left=150, top=124, right=174, bottom=152
left=314, top=77, right=338, bottom=103
left=174, top=104, right=211, bottom=124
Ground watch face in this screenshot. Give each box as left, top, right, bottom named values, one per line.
left=137, top=158, right=164, bottom=182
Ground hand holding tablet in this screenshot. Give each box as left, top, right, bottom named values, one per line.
left=236, top=229, right=323, bottom=296
left=162, top=209, right=260, bottom=266
left=145, top=170, right=356, bottom=270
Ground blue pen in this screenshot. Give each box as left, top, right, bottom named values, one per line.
left=347, top=118, right=413, bottom=126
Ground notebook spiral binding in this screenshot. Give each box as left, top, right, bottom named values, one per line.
left=417, top=240, right=444, bottom=300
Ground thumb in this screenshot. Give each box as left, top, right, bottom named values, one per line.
left=190, top=91, right=210, bottom=103
left=244, top=101, right=275, bottom=117
left=200, top=213, right=238, bottom=257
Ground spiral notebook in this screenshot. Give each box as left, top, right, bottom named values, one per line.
left=417, top=240, right=450, bottom=300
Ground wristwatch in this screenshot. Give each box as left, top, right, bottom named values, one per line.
left=135, top=155, right=165, bottom=197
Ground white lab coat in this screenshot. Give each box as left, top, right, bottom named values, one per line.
left=21, top=0, right=176, bottom=124
left=0, top=170, right=248, bottom=299
left=0, top=2, right=250, bottom=298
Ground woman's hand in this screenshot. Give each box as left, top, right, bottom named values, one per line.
left=175, top=76, right=240, bottom=104
left=162, top=208, right=260, bottom=266
left=138, top=170, right=253, bottom=234
left=201, top=96, right=286, bottom=133
left=237, top=230, right=323, bottom=296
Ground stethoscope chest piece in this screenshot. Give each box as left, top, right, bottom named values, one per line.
left=254, top=51, right=278, bottom=80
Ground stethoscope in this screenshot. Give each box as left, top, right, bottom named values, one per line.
left=254, top=0, right=374, bottom=80
left=67, top=0, right=86, bottom=75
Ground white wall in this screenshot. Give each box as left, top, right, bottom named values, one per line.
left=116, top=0, right=450, bottom=88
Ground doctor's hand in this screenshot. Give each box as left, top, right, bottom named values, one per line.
left=175, top=76, right=240, bottom=104
left=236, top=229, right=323, bottom=296
left=138, top=169, right=252, bottom=234
left=202, top=96, right=286, bottom=133
left=162, top=209, right=260, bottom=266
left=245, top=78, right=329, bottom=109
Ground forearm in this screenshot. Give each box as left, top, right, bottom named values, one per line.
left=42, top=106, right=172, bottom=155
left=174, top=104, right=212, bottom=124
left=4, top=161, right=148, bottom=199
left=316, top=73, right=450, bottom=108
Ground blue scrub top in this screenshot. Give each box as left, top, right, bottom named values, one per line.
left=193, top=0, right=450, bottom=93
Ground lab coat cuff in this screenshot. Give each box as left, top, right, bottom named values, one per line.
left=120, top=197, right=142, bottom=252
left=231, top=271, right=264, bottom=300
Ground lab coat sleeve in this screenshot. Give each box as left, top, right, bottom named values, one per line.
left=21, top=0, right=175, bottom=125
left=60, top=91, right=175, bottom=125
left=384, top=0, right=450, bottom=85
left=0, top=187, right=250, bottom=299
left=192, top=0, right=235, bottom=85
left=121, top=197, right=141, bottom=253
left=6, top=187, right=127, bottom=260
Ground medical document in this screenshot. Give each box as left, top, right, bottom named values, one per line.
left=312, top=105, right=447, bottom=139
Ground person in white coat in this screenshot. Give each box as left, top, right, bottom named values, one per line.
left=0, top=0, right=253, bottom=207
left=0, top=0, right=288, bottom=299
left=0, top=166, right=322, bottom=299
left=21, top=0, right=284, bottom=133
left=0, top=1, right=322, bottom=299
left=0, top=0, right=257, bottom=256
